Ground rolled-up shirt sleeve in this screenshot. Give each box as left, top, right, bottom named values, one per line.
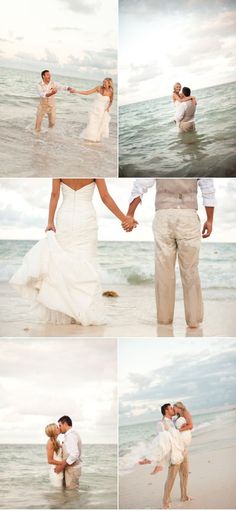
left=65, top=432, right=80, bottom=465
left=198, top=178, right=216, bottom=207
left=129, top=178, right=156, bottom=204
left=55, top=82, right=68, bottom=92
left=156, top=420, right=165, bottom=433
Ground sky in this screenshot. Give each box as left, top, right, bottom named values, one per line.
left=119, top=0, right=236, bottom=105
left=0, top=338, right=117, bottom=444
left=0, top=0, right=117, bottom=80
left=119, top=338, right=236, bottom=426
left=0, top=178, right=235, bottom=242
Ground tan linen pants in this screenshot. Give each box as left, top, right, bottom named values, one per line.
left=152, top=209, right=203, bottom=327
left=64, top=465, right=81, bottom=490
left=179, top=121, right=195, bottom=132
left=36, top=101, right=56, bottom=128
left=163, top=454, right=189, bottom=508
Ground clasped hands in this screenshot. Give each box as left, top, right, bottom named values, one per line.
left=122, top=215, right=138, bottom=232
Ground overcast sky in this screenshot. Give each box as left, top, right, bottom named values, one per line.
left=0, top=178, right=235, bottom=242
left=119, top=338, right=236, bottom=426
left=119, top=0, right=236, bottom=105
left=0, top=0, right=117, bottom=80
left=0, top=338, right=117, bottom=444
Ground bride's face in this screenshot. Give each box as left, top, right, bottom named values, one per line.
left=173, top=405, right=179, bottom=415
left=55, top=426, right=60, bottom=436
left=175, top=84, right=181, bottom=94
left=103, top=79, right=108, bottom=88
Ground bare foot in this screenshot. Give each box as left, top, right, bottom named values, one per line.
left=151, top=465, right=163, bottom=475
left=138, top=458, right=151, bottom=465
left=181, top=496, right=193, bottom=502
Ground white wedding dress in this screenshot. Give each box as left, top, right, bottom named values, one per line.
left=49, top=448, right=64, bottom=488
left=80, top=93, right=110, bottom=142
left=10, top=182, right=106, bottom=326
left=145, top=417, right=191, bottom=466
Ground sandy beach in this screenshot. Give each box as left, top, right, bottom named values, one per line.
left=119, top=421, right=236, bottom=509
left=0, top=282, right=235, bottom=337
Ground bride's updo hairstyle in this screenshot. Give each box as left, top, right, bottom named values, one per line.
left=174, top=401, right=187, bottom=417
left=173, top=82, right=181, bottom=95
left=45, top=423, right=60, bottom=454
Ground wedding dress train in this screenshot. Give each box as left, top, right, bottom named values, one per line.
left=10, top=182, right=106, bottom=326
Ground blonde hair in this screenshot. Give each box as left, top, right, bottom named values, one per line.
left=45, top=423, right=60, bottom=454
left=174, top=402, right=188, bottom=415
left=173, top=82, right=181, bottom=94
left=104, top=77, right=113, bottom=90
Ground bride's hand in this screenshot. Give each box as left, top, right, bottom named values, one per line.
left=122, top=215, right=138, bottom=232
left=68, top=87, right=77, bottom=93
left=45, top=223, right=56, bottom=232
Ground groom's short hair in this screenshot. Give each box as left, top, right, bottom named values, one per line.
left=182, top=87, right=191, bottom=97
left=41, top=69, right=49, bottom=79
left=58, top=415, right=72, bottom=426
left=161, top=403, right=171, bottom=416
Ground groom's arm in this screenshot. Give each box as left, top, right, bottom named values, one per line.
left=127, top=178, right=156, bottom=217
left=199, top=178, right=216, bottom=238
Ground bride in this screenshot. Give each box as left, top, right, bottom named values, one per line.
left=139, top=402, right=193, bottom=475
left=10, top=178, right=137, bottom=326
left=73, top=78, right=113, bottom=142
left=45, top=423, right=64, bottom=488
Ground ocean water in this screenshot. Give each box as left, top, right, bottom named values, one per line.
left=119, top=408, right=236, bottom=474
left=0, top=240, right=236, bottom=301
left=0, top=67, right=117, bottom=177
left=119, top=81, right=236, bottom=177
left=0, top=443, right=117, bottom=508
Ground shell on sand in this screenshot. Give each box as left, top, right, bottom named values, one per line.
left=102, top=290, right=119, bottom=297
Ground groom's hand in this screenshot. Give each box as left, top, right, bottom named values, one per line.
left=122, top=215, right=138, bottom=232
left=54, top=464, right=65, bottom=474
left=202, top=220, right=213, bottom=238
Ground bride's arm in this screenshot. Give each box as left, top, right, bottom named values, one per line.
left=95, top=179, right=138, bottom=230
left=45, top=179, right=61, bottom=232
left=180, top=411, right=193, bottom=431
left=47, top=442, right=63, bottom=466
left=173, top=92, right=197, bottom=104
left=76, top=86, right=100, bottom=95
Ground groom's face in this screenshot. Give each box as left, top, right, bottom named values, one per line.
left=58, top=421, right=67, bottom=433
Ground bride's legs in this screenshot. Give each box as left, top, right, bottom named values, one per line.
left=179, top=455, right=191, bottom=501
left=151, top=465, right=163, bottom=475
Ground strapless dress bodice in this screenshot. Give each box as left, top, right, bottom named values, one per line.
left=61, top=182, right=95, bottom=204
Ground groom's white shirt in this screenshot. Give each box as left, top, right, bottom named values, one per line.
left=129, top=178, right=216, bottom=207
left=175, top=101, right=194, bottom=124
left=157, top=417, right=175, bottom=433
left=37, top=80, right=69, bottom=98
left=64, top=428, right=82, bottom=466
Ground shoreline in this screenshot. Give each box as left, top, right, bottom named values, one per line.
left=0, top=283, right=235, bottom=337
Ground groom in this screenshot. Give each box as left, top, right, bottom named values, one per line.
left=159, top=404, right=190, bottom=509
left=35, top=70, right=76, bottom=132
left=54, top=415, right=82, bottom=490
left=123, top=178, right=215, bottom=328
left=175, top=87, right=196, bottom=132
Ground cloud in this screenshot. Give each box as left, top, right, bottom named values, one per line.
left=52, top=26, right=81, bottom=31
left=59, top=0, right=101, bottom=14
left=120, top=341, right=236, bottom=424
left=68, top=48, right=116, bottom=73
left=0, top=339, right=117, bottom=443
